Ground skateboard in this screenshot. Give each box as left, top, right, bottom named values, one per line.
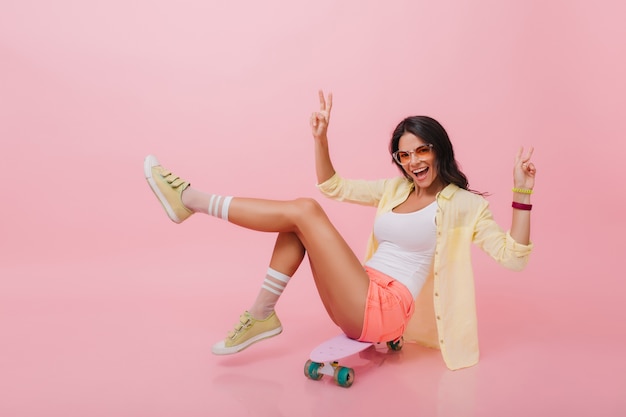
left=304, top=333, right=403, bottom=387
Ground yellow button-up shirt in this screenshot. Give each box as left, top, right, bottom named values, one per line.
left=317, top=173, right=533, bottom=370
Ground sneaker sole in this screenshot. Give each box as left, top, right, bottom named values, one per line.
left=143, top=155, right=182, bottom=223
left=211, top=326, right=283, bottom=355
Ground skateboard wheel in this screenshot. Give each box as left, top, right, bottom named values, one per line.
left=304, top=360, right=324, bottom=380
left=387, top=336, right=404, bottom=351
left=333, top=366, right=354, bottom=388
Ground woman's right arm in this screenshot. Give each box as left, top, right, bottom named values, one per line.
left=310, top=90, right=336, bottom=184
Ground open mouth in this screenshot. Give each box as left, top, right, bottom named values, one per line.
left=412, top=167, right=429, bottom=180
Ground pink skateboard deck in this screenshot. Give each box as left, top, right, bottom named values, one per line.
left=309, top=333, right=373, bottom=363
left=304, top=333, right=403, bottom=387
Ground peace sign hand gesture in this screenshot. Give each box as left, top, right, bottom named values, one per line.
left=513, top=147, right=537, bottom=190
left=310, top=90, right=333, bottom=141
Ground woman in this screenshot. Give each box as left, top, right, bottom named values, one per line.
left=143, top=91, right=535, bottom=370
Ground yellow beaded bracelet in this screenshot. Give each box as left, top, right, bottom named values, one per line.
left=512, top=187, right=533, bottom=194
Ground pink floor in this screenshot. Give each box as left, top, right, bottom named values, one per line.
left=2, top=238, right=625, bottom=417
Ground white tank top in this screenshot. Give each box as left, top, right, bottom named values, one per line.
left=364, top=201, right=437, bottom=298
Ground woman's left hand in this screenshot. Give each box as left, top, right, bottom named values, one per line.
left=513, top=147, right=536, bottom=190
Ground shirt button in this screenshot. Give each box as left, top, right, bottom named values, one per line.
left=440, top=340, right=444, bottom=344
left=434, top=292, right=439, bottom=297
left=436, top=316, right=441, bottom=320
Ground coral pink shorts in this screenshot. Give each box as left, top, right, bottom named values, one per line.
left=358, top=266, right=415, bottom=343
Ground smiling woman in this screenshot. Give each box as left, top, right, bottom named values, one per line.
left=144, top=90, right=535, bottom=370
left=388, top=116, right=484, bottom=196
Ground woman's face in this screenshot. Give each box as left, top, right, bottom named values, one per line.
left=396, top=132, right=441, bottom=190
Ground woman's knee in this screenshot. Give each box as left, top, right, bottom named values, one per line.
left=292, top=197, right=325, bottom=220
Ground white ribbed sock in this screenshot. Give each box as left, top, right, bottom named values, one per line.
left=249, top=267, right=291, bottom=319
left=207, top=195, right=233, bottom=220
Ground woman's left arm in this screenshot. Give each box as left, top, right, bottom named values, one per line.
left=509, top=147, right=537, bottom=245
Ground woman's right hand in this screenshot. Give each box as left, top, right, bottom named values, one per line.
left=311, top=90, right=336, bottom=183
left=310, top=90, right=332, bottom=141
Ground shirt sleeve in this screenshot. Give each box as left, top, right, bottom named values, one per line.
left=472, top=200, right=534, bottom=271
left=316, top=172, right=390, bottom=207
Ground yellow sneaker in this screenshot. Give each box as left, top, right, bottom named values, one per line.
left=144, top=155, right=193, bottom=223
left=211, top=311, right=283, bottom=355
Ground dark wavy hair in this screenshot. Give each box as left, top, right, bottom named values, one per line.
left=389, top=116, right=483, bottom=194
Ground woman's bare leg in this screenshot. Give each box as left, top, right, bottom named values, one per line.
left=183, top=188, right=370, bottom=338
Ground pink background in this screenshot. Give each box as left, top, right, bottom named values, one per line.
left=1, top=0, right=625, bottom=415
